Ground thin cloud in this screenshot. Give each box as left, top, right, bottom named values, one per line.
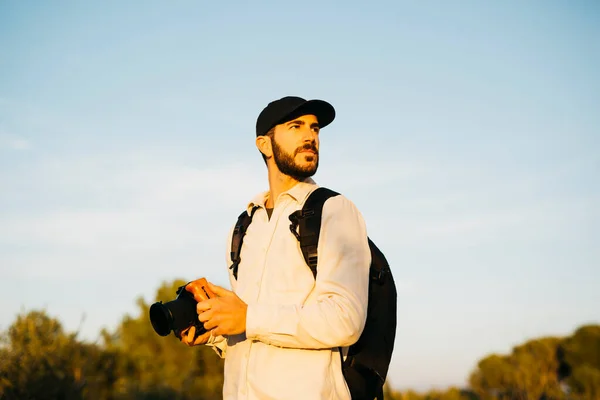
left=3, top=151, right=595, bottom=275
left=368, top=195, right=598, bottom=250
left=318, top=158, right=433, bottom=189
left=1, top=149, right=597, bottom=353
left=0, top=132, right=31, bottom=150
left=396, top=279, right=419, bottom=296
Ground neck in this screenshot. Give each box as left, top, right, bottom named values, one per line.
left=265, top=166, right=302, bottom=208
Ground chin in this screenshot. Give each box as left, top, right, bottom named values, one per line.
left=303, top=167, right=318, bottom=177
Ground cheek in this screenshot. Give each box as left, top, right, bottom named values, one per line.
left=282, top=141, right=298, bottom=155
left=274, top=135, right=291, bottom=149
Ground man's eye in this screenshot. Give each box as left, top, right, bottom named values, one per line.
left=291, top=125, right=300, bottom=129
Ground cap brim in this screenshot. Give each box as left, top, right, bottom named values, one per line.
left=279, top=99, right=336, bottom=129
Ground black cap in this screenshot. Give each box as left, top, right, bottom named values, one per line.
left=256, top=96, right=336, bottom=137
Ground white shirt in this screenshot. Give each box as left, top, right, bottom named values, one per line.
left=208, top=178, right=371, bottom=400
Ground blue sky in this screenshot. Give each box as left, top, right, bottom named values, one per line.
left=1, top=0, right=598, bottom=391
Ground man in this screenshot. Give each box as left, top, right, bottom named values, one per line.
left=182, top=96, right=371, bottom=399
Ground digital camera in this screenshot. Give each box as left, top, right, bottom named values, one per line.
left=149, top=278, right=214, bottom=339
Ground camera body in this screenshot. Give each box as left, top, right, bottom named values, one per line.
left=149, top=278, right=214, bottom=340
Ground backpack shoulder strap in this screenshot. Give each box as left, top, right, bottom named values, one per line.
left=288, top=187, right=340, bottom=278
left=229, top=206, right=259, bottom=280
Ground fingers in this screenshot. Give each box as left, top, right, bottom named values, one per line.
left=180, top=328, right=189, bottom=344
left=180, top=326, right=196, bottom=346
left=197, top=299, right=213, bottom=313
left=180, top=325, right=215, bottom=347
left=208, top=282, right=231, bottom=297
left=198, top=309, right=211, bottom=323
left=198, top=303, right=218, bottom=331
left=192, top=330, right=212, bottom=346
left=202, top=314, right=219, bottom=331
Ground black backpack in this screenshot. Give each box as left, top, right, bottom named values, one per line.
left=229, top=187, right=397, bottom=400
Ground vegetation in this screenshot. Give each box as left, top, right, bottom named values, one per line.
left=384, top=326, right=600, bottom=400
left=0, top=279, right=223, bottom=400
left=1, top=279, right=598, bottom=399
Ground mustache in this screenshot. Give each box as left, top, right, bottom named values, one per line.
left=296, top=143, right=318, bottom=155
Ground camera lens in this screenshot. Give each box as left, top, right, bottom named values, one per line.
left=149, top=302, right=173, bottom=336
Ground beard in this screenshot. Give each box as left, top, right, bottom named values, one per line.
left=272, top=139, right=319, bottom=181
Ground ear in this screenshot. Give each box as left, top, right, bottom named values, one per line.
left=256, top=135, right=273, bottom=159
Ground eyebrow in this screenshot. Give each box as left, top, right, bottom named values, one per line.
left=286, top=120, right=320, bottom=129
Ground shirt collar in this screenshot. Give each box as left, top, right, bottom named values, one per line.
left=246, top=177, right=319, bottom=215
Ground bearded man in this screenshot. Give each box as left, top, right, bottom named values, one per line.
left=182, top=96, right=371, bottom=400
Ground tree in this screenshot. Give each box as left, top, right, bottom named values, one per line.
left=103, top=278, right=225, bottom=399
left=509, top=337, right=564, bottom=400
left=469, top=353, right=516, bottom=400
left=3, top=281, right=597, bottom=399
left=0, top=310, right=85, bottom=399
left=469, top=337, right=566, bottom=400
left=0, top=309, right=137, bottom=400
left=557, top=324, right=600, bottom=400
left=0, top=279, right=226, bottom=400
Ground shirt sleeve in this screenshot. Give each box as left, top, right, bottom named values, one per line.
left=205, top=330, right=228, bottom=358
left=245, top=195, right=371, bottom=349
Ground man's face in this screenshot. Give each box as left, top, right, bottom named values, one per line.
left=271, top=114, right=320, bottom=180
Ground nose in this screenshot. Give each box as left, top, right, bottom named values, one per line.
left=301, top=127, right=318, bottom=143
left=301, top=136, right=318, bottom=151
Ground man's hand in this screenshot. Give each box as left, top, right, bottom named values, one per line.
left=180, top=326, right=212, bottom=347
left=197, top=282, right=247, bottom=337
